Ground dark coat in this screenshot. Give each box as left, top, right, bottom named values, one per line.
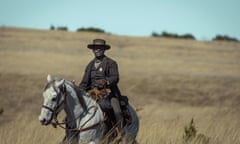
left=79, top=56, right=121, bottom=98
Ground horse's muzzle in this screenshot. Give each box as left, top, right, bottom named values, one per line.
left=40, top=118, right=51, bottom=125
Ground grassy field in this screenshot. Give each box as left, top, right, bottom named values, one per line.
left=0, top=27, right=240, bottom=144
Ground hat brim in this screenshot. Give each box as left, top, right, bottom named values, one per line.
left=87, top=44, right=111, bottom=50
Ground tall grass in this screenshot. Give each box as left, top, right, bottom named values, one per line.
left=0, top=112, right=64, bottom=144
left=0, top=105, right=239, bottom=143
left=0, top=27, right=240, bottom=143
left=137, top=104, right=240, bottom=144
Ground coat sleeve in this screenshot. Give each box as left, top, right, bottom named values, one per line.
left=105, top=60, right=119, bottom=87
left=79, top=62, right=92, bottom=91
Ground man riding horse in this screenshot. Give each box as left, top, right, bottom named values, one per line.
left=79, top=39, right=123, bottom=139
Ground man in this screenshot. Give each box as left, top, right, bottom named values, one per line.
left=79, top=38, right=123, bottom=138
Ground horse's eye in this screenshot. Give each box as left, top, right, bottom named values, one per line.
left=52, top=98, right=56, bottom=101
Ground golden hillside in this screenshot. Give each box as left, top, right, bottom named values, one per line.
left=0, top=27, right=240, bottom=143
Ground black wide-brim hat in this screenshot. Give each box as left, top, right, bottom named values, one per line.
left=87, top=39, right=111, bottom=50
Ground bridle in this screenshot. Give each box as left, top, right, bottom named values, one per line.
left=41, top=83, right=102, bottom=132
left=41, top=84, right=65, bottom=124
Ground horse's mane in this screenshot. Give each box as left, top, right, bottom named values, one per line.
left=66, top=81, right=88, bottom=112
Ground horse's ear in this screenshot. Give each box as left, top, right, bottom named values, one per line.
left=55, top=79, right=65, bottom=87
left=47, top=74, right=52, bottom=82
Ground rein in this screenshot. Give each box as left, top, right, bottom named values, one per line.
left=43, top=83, right=102, bottom=132
left=53, top=105, right=101, bottom=132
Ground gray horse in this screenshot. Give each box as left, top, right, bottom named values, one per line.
left=39, top=75, right=139, bottom=144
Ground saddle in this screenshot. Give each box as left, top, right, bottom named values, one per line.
left=88, top=88, right=132, bottom=127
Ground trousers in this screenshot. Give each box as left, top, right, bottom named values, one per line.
left=111, top=97, right=123, bottom=129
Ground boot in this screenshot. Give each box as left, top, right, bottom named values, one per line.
left=115, top=112, right=123, bottom=140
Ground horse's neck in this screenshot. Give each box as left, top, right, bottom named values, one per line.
left=64, top=83, right=82, bottom=115
left=64, top=82, right=98, bottom=124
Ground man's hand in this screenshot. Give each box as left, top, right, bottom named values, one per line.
left=94, top=79, right=107, bottom=89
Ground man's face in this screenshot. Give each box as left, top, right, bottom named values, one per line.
left=92, top=47, right=105, bottom=57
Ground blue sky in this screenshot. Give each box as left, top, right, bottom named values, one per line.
left=0, top=0, right=239, bottom=40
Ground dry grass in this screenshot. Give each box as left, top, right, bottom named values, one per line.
left=0, top=27, right=240, bottom=143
